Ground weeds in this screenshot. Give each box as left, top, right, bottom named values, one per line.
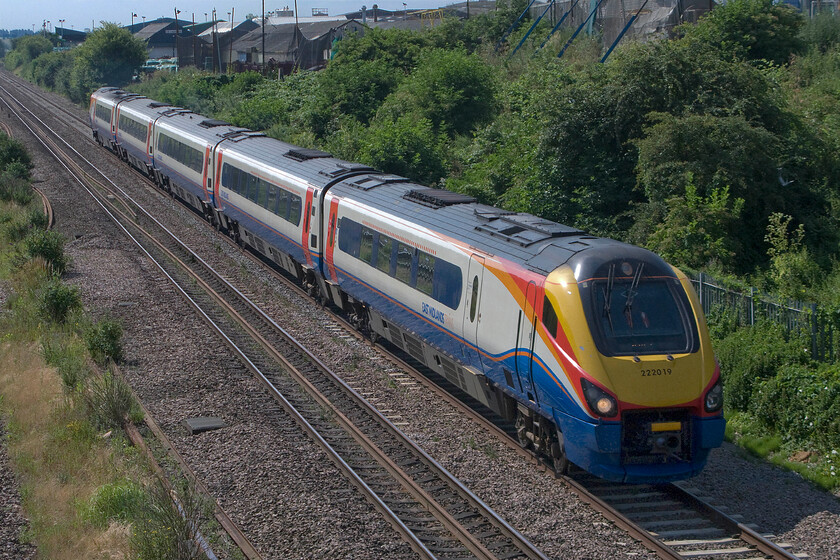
left=131, top=478, right=211, bottom=560
left=23, top=229, right=68, bottom=276
left=37, top=278, right=81, bottom=323
left=41, top=334, right=90, bottom=392
left=0, top=174, right=33, bottom=205
left=84, top=369, right=138, bottom=430
left=85, top=318, right=124, bottom=365
left=81, top=479, right=147, bottom=527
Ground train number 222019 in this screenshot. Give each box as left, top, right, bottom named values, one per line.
left=641, top=368, right=673, bottom=377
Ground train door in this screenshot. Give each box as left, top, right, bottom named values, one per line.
left=301, top=188, right=315, bottom=267
left=516, top=281, right=539, bottom=403
left=145, top=122, right=153, bottom=166
left=202, top=145, right=213, bottom=204
left=324, top=197, right=340, bottom=282
left=110, top=106, right=117, bottom=141
left=462, top=254, right=486, bottom=373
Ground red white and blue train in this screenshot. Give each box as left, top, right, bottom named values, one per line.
left=90, top=87, right=725, bottom=483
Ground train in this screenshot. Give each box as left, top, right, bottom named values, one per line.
left=90, top=86, right=725, bottom=483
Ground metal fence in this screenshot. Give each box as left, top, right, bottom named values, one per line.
left=688, top=272, right=836, bottom=362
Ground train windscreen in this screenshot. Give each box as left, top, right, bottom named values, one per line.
left=576, top=258, right=699, bottom=357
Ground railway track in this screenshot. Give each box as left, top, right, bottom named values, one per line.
left=0, top=72, right=811, bottom=560
left=0, top=76, right=548, bottom=560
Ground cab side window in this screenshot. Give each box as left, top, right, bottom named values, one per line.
left=543, top=295, right=559, bottom=339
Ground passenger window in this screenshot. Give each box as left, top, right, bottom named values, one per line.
left=247, top=175, right=260, bottom=202
left=338, top=217, right=361, bottom=258
left=469, top=276, right=479, bottom=322
left=433, top=259, right=462, bottom=309
left=360, top=227, right=375, bottom=264
left=277, top=190, right=289, bottom=218
left=289, top=196, right=302, bottom=225
left=266, top=186, right=278, bottom=212
left=376, top=235, right=393, bottom=274
left=395, top=243, right=413, bottom=284
left=416, top=251, right=434, bottom=296
left=543, top=295, right=559, bottom=339
left=257, top=179, right=269, bottom=207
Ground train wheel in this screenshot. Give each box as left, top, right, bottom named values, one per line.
left=515, top=411, right=532, bottom=450
left=551, top=429, right=569, bottom=475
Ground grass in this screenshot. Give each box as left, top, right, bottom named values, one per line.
left=0, top=138, right=243, bottom=559
left=0, top=342, right=144, bottom=559
left=725, top=409, right=840, bottom=492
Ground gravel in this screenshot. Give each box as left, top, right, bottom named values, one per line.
left=0, top=423, right=36, bottom=560
left=2, top=72, right=839, bottom=560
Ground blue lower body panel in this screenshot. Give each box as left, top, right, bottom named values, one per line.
left=556, top=410, right=726, bottom=483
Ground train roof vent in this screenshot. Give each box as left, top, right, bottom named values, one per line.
left=115, top=92, right=144, bottom=100
left=284, top=148, right=332, bottom=162
left=199, top=119, right=231, bottom=128
left=347, top=174, right=409, bottom=191
left=319, top=162, right=376, bottom=179
left=148, top=101, right=173, bottom=108
left=220, top=130, right=265, bottom=142
left=404, top=188, right=476, bottom=209
left=160, top=108, right=192, bottom=117
left=475, top=213, right=583, bottom=247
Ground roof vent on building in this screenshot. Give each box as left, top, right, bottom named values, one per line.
left=284, top=148, right=333, bottom=161
left=404, top=188, right=476, bottom=209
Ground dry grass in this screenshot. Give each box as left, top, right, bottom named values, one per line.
left=0, top=342, right=145, bottom=560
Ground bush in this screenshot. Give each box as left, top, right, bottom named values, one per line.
left=752, top=362, right=840, bottom=450
left=0, top=174, right=33, bottom=206
left=0, top=133, right=32, bottom=173
left=85, top=319, right=124, bottom=365
left=6, top=209, right=47, bottom=242
left=84, top=370, right=136, bottom=430
left=82, top=479, right=147, bottom=527
left=24, top=229, right=68, bottom=275
left=714, top=320, right=811, bottom=411
left=37, top=279, right=81, bottom=323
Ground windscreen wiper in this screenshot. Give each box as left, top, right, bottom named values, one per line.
left=602, top=264, right=615, bottom=333
left=624, top=262, right=644, bottom=329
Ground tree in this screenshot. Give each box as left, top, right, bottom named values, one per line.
left=764, top=213, right=819, bottom=300
left=70, top=22, right=147, bottom=99
left=645, top=176, right=744, bottom=271
left=4, top=35, right=53, bottom=70
left=376, top=49, right=498, bottom=136
left=358, top=116, right=446, bottom=185
left=525, top=39, right=795, bottom=238
left=319, top=58, right=400, bottom=127
left=681, top=0, right=805, bottom=65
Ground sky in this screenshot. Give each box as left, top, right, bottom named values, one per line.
left=1, top=0, right=452, bottom=32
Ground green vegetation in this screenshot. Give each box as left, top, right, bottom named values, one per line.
left=0, top=134, right=225, bottom=557
left=3, top=2, right=839, bottom=488
left=3, top=23, right=146, bottom=103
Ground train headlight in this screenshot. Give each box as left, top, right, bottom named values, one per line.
left=704, top=379, right=724, bottom=413
left=581, top=379, right=618, bottom=418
